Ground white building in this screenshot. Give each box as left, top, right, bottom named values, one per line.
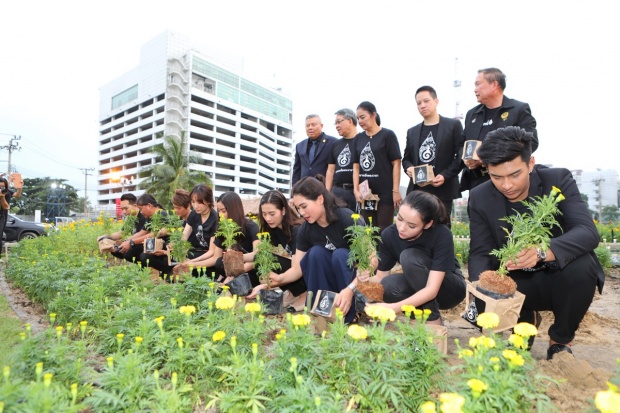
left=97, top=32, right=293, bottom=206
left=572, top=169, right=619, bottom=219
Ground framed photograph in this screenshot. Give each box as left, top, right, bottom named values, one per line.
left=412, top=164, right=435, bottom=186
left=462, top=140, right=481, bottom=161
left=311, top=289, right=338, bottom=321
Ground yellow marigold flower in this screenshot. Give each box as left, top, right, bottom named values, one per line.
left=550, top=186, right=561, bottom=197
left=508, top=334, right=526, bottom=349
left=176, top=337, right=184, bottom=348
left=467, top=378, right=488, bottom=394
left=291, top=314, right=311, bottom=327
left=135, top=336, right=144, bottom=345
left=401, top=304, right=415, bottom=313
left=458, top=349, right=473, bottom=358
left=215, top=296, right=235, bottom=310
left=596, top=383, right=620, bottom=413
left=347, top=325, right=368, bottom=340
left=43, top=373, right=53, bottom=388
left=556, top=194, right=566, bottom=202
left=420, top=401, right=437, bottom=413
left=469, top=336, right=495, bottom=349
left=351, top=213, right=360, bottom=221
left=365, top=306, right=396, bottom=322
left=179, top=305, right=197, bottom=315
left=489, top=356, right=500, bottom=363
left=212, top=330, right=226, bottom=342
left=106, top=356, right=114, bottom=368
left=513, top=322, right=538, bottom=337
left=438, top=393, right=465, bottom=413
left=244, top=302, right=262, bottom=313
left=476, top=312, right=500, bottom=329
left=503, top=349, right=525, bottom=366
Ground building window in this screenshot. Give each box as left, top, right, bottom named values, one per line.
left=111, top=85, right=138, bottom=110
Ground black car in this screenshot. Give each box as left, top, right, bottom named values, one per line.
left=3, top=214, right=47, bottom=242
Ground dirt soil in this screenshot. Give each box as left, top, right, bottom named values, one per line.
left=2, top=264, right=619, bottom=412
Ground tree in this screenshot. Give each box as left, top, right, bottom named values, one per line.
left=10, top=177, right=79, bottom=217
left=601, top=204, right=620, bottom=223
left=139, top=132, right=211, bottom=208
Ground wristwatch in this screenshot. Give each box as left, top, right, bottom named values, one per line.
left=536, top=247, right=547, bottom=262
left=347, top=282, right=357, bottom=293
left=129, top=239, right=135, bottom=247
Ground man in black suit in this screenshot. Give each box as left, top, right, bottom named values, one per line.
left=291, top=114, right=336, bottom=186
left=402, top=86, right=464, bottom=220
left=468, top=126, right=603, bottom=360
left=460, top=68, right=538, bottom=191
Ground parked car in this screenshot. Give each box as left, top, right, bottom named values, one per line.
left=3, top=214, right=47, bottom=241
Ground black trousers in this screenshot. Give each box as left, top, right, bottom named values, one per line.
left=510, top=253, right=598, bottom=344
left=381, top=248, right=466, bottom=321
left=111, top=244, right=143, bottom=264
left=361, top=203, right=394, bottom=234
left=0, top=213, right=6, bottom=255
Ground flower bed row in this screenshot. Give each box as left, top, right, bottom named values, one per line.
left=0, top=220, right=596, bottom=412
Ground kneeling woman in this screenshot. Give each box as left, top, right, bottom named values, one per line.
left=247, top=190, right=307, bottom=310
left=271, top=177, right=361, bottom=322
left=362, top=191, right=466, bottom=324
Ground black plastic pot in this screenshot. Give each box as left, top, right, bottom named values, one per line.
left=228, top=273, right=253, bottom=296
left=475, top=284, right=515, bottom=300
left=258, top=289, right=284, bottom=315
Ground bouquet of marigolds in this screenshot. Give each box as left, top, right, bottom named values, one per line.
left=346, top=214, right=383, bottom=302
left=254, top=232, right=281, bottom=287
left=491, top=185, right=565, bottom=275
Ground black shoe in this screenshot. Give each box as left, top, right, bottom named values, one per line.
left=546, top=343, right=573, bottom=360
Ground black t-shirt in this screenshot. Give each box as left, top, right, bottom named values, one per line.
left=214, top=218, right=259, bottom=253
left=144, top=210, right=170, bottom=243
left=328, top=138, right=356, bottom=186
left=0, top=192, right=11, bottom=219
left=479, top=106, right=501, bottom=140
left=269, top=225, right=298, bottom=256
left=296, top=208, right=360, bottom=252
left=268, top=225, right=299, bottom=273
left=351, top=128, right=401, bottom=205
left=418, top=124, right=439, bottom=167
left=135, top=212, right=147, bottom=233
left=185, top=209, right=218, bottom=249
left=377, top=223, right=457, bottom=273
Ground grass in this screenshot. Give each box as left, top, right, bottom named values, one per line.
left=0, top=290, right=23, bottom=368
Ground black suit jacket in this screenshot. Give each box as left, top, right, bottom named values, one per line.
left=460, top=96, right=538, bottom=191
left=402, top=115, right=464, bottom=201
left=467, top=167, right=604, bottom=293
left=292, top=133, right=337, bottom=186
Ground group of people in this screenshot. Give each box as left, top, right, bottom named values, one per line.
left=98, top=67, right=603, bottom=361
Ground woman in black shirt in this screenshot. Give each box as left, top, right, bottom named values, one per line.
left=360, top=191, right=465, bottom=324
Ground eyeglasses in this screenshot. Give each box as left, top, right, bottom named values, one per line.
left=334, top=118, right=348, bottom=125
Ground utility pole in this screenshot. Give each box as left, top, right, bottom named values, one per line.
left=0, top=134, right=21, bottom=176
left=80, top=167, right=95, bottom=217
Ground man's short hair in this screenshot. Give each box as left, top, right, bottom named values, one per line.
left=477, top=126, right=533, bottom=166
left=305, top=114, right=321, bottom=122
left=479, top=68, right=506, bottom=91
left=415, top=85, right=437, bottom=99
left=120, top=193, right=137, bottom=204
left=334, top=108, right=357, bottom=126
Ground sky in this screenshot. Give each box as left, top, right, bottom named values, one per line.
left=1, top=0, right=619, bottom=204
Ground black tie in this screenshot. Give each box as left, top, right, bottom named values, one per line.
left=309, top=140, right=317, bottom=162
